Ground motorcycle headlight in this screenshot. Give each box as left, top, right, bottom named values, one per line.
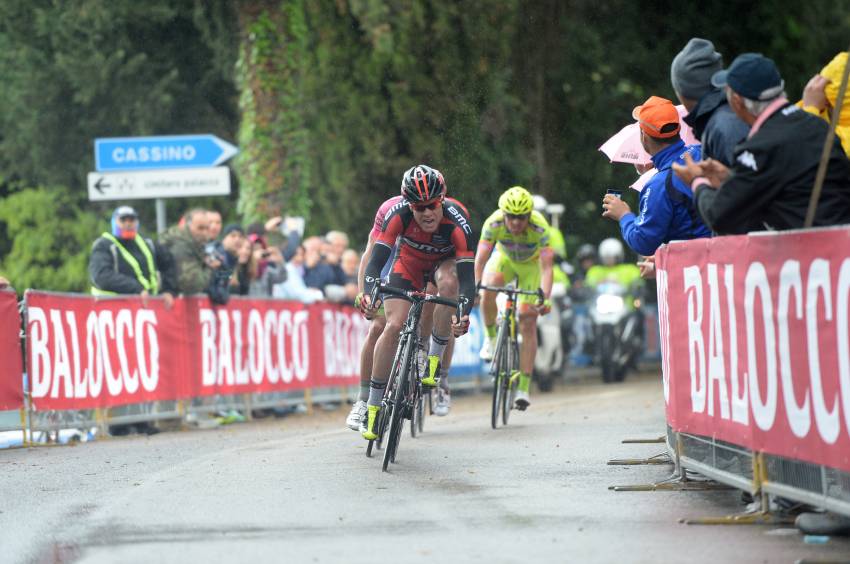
left=596, top=294, right=624, bottom=314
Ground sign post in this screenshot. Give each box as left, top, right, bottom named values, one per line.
left=90, top=134, right=238, bottom=232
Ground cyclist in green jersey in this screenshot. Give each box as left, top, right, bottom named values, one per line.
left=474, top=186, right=554, bottom=410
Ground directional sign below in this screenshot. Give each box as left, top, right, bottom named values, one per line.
left=95, top=134, right=238, bottom=172
left=87, top=167, right=231, bottom=202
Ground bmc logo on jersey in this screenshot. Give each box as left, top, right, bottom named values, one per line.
left=402, top=237, right=453, bottom=254
left=447, top=205, right=472, bottom=234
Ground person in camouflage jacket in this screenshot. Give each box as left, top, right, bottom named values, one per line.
left=160, top=208, right=217, bottom=295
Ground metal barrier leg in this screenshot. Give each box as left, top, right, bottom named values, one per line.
left=608, top=451, right=672, bottom=466
left=95, top=408, right=108, bottom=439
left=304, top=389, right=313, bottom=415
left=679, top=453, right=795, bottom=526
left=621, top=436, right=666, bottom=444
left=18, top=406, right=29, bottom=447
left=609, top=433, right=733, bottom=492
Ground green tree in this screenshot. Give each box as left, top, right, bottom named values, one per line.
left=0, top=186, right=101, bottom=292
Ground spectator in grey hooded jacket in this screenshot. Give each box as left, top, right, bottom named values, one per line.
left=671, top=38, right=750, bottom=168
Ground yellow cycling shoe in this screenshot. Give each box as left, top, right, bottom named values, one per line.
left=360, top=405, right=381, bottom=440
left=420, top=355, right=441, bottom=388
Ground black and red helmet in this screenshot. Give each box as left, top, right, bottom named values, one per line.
left=400, top=164, right=447, bottom=203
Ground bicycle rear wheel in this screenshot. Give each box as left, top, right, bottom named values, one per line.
left=383, top=338, right=415, bottom=471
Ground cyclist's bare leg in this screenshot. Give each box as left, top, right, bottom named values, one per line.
left=370, top=298, right=411, bottom=387
left=518, top=306, right=539, bottom=376
left=432, top=260, right=459, bottom=340
left=480, top=270, right=505, bottom=328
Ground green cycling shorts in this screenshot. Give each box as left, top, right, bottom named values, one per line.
left=484, top=251, right=541, bottom=306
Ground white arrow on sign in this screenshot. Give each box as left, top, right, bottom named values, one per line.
left=87, top=167, right=231, bottom=201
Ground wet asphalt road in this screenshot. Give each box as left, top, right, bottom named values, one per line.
left=3, top=371, right=850, bottom=564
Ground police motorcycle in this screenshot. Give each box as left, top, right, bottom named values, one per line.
left=530, top=196, right=572, bottom=392
left=586, top=239, right=644, bottom=383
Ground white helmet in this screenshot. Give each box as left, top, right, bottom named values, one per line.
left=598, top=238, right=624, bottom=265
left=532, top=194, right=548, bottom=212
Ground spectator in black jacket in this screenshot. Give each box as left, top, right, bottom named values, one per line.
left=89, top=205, right=176, bottom=305
left=673, top=53, right=850, bottom=234
left=671, top=38, right=750, bottom=168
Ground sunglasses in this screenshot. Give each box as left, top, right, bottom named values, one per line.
left=118, top=215, right=138, bottom=221
left=505, top=213, right=530, bottom=221
left=410, top=199, right=442, bottom=212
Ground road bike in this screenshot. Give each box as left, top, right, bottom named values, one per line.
left=479, top=284, right=543, bottom=429
left=364, top=283, right=464, bottom=471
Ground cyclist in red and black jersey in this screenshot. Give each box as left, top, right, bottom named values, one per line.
left=359, top=164, right=475, bottom=440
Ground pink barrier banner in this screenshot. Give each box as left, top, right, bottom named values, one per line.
left=656, top=226, right=850, bottom=473
left=25, top=292, right=365, bottom=410
left=0, top=290, right=23, bottom=410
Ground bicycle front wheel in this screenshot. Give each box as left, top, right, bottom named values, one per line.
left=502, top=337, right=519, bottom=426
left=383, top=338, right=415, bottom=471
left=491, top=318, right=509, bottom=429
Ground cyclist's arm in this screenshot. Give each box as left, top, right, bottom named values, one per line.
left=474, top=241, right=493, bottom=285
left=540, top=248, right=555, bottom=300
left=456, top=258, right=476, bottom=315
left=357, top=233, right=376, bottom=294
left=363, top=242, right=391, bottom=296
left=363, top=213, right=402, bottom=296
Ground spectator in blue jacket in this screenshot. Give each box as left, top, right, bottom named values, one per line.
left=602, top=96, right=712, bottom=256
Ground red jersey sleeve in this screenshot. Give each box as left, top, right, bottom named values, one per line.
left=444, top=200, right=475, bottom=259
left=376, top=207, right=405, bottom=248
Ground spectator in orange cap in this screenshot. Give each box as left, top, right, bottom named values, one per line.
left=602, top=96, right=711, bottom=256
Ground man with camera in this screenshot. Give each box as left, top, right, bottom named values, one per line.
left=601, top=96, right=711, bottom=257
left=161, top=208, right=230, bottom=303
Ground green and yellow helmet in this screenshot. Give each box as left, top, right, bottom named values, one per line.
left=498, top=186, right=533, bottom=215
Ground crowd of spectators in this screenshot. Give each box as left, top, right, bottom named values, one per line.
left=599, top=41, right=850, bottom=284
left=89, top=206, right=361, bottom=308
left=598, top=39, right=850, bottom=535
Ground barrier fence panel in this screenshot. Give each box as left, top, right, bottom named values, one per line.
left=0, top=290, right=23, bottom=411
left=11, top=292, right=500, bottom=442
left=657, top=225, right=850, bottom=515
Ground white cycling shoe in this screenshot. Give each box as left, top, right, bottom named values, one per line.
left=346, top=400, right=367, bottom=431
left=479, top=337, right=496, bottom=361
left=514, top=390, right=531, bottom=411
left=434, top=388, right=451, bottom=417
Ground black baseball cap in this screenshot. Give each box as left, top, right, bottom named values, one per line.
left=222, top=223, right=244, bottom=237
left=711, top=53, right=784, bottom=101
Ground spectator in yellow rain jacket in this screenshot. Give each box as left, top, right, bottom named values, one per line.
left=799, top=52, right=849, bottom=156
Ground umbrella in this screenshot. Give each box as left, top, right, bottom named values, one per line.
left=599, top=105, right=699, bottom=166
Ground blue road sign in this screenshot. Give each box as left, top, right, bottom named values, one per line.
left=95, top=134, right=238, bottom=172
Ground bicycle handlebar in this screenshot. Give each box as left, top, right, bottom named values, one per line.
left=370, top=282, right=469, bottom=320
left=477, top=284, right=545, bottom=304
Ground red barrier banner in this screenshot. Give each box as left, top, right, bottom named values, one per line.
left=657, top=226, right=850, bottom=473
left=187, top=297, right=367, bottom=396
left=25, top=292, right=365, bottom=410
left=26, top=291, right=189, bottom=410
left=0, top=290, right=23, bottom=410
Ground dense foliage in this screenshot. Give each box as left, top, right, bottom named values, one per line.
left=0, top=0, right=848, bottom=290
